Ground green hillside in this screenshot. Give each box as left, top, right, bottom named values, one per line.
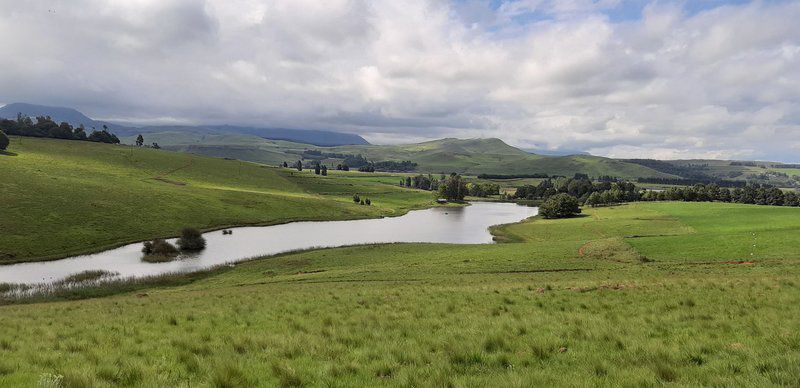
left=0, top=137, right=436, bottom=263
left=128, top=132, right=674, bottom=179
left=2, top=202, right=799, bottom=385
left=329, top=138, right=675, bottom=178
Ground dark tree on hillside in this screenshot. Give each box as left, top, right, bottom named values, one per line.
left=321, top=165, right=328, bottom=176
left=283, top=161, right=288, bottom=168
left=314, top=163, right=321, bottom=175
left=152, top=142, right=161, bottom=149
left=135, top=134, right=144, bottom=147
left=295, top=160, right=303, bottom=171
left=0, top=130, right=9, bottom=150
left=353, top=194, right=361, bottom=203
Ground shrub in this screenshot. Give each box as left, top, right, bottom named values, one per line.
left=365, top=198, right=371, bottom=206
left=0, top=130, right=8, bottom=150
left=177, top=228, right=206, bottom=251
left=353, top=194, right=360, bottom=203
left=142, top=238, right=179, bottom=259
left=539, top=193, right=581, bottom=219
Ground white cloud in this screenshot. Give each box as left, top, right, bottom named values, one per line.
left=0, top=0, right=799, bottom=161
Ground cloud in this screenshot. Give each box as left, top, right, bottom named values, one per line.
left=0, top=0, right=798, bottom=161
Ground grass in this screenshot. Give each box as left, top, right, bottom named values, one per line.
left=0, top=137, right=437, bottom=263
left=1, top=202, right=799, bottom=385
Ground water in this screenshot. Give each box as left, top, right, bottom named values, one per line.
left=0, top=202, right=537, bottom=285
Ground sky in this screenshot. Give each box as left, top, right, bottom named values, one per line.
left=0, top=0, right=798, bottom=161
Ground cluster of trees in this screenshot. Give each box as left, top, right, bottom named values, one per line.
left=476, top=173, right=550, bottom=179
left=539, top=193, right=581, bottom=219
left=514, top=176, right=638, bottom=204
left=0, top=115, right=120, bottom=144
left=466, top=182, right=501, bottom=197
left=640, top=183, right=800, bottom=207
left=358, top=165, right=375, bottom=172
left=314, top=163, right=328, bottom=176
left=134, top=134, right=160, bottom=149
left=352, top=194, right=371, bottom=206
left=438, top=174, right=468, bottom=201
left=637, top=177, right=746, bottom=188
left=372, top=160, right=417, bottom=172
left=400, top=174, right=442, bottom=191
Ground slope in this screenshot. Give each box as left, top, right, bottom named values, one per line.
left=0, top=136, right=435, bottom=263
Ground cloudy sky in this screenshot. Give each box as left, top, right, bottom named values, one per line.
left=0, top=0, right=799, bottom=161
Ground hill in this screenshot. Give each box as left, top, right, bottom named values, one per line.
left=328, top=138, right=675, bottom=179
left=0, top=102, right=130, bottom=132
left=128, top=134, right=674, bottom=179
left=0, top=136, right=434, bottom=263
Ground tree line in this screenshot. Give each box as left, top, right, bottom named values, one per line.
left=514, top=176, right=638, bottom=204
left=0, top=114, right=120, bottom=144
left=640, top=183, right=799, bottom=207
left=514, top=176, right=800, bottom=213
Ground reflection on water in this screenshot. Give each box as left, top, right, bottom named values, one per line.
left=0, top=202, right=537, bottom=285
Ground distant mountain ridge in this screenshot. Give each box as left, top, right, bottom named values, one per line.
left=0, top=102, right=128, bottom=131
left=0, top=103, right=370, bottom=147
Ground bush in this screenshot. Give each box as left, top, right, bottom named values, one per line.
left=142, top=239, right=179, bottom=256
left=177, top=228, right=206, bottom=251
left=539, top=193, right=581, bottom=219
left=0, top=130, right=8, bottom=150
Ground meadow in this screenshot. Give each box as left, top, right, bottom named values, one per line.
left=1, top=202, right=799, bottom=386
left=0, top=137, right=436, bottom=263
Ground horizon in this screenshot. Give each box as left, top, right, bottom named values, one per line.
left=1, top=0, right=799, bottom=161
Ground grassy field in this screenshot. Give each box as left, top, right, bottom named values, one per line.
left=0, top=137, right=436, bottom=263
left=1, top=202, right=799, bottom=386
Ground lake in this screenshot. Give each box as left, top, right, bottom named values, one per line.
left=0, top=202, right=537, bottom=285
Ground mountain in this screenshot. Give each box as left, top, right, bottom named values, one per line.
left=208, top=125, right=369, bottom=146
left=0, top=103, right=105, bottom=129
left=0, top=103, right=370, bottom=147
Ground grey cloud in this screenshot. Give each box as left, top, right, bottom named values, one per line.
left=0, top=0, right=799, bottom=161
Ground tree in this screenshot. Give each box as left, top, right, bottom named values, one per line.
left=0, top=130, right=8, bottom=150
left=176, top=228, right=206, bottom=251
left=152, top=142, right=161, bottom=149
left=365, top=198, right=371, bottom=205
left=353, top=194, right=361, bottom=203
left=539, top=193, right=581, bottom=219
left=296, top=160, right=303, bottom=171
left=135, top=134, right=144, bottom=147
left=314, top=163, right=321, bottom=175
left=283, top=161, right=288, bottom=168
left=438, top=174, right=468, bottom=201
left=321, top=165, right=328, bottom=176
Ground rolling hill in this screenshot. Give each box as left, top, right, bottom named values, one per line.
left=327, top=138, right=675, bottom=179
left=123, top=134, right=675, bottom=179
left=0, top=136, right=434, bottom=263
